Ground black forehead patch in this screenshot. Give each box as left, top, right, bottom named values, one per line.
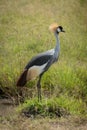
left=58, top=26, right=63, bottom=30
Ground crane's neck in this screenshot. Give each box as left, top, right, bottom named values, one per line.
left=54, top=32, right=60, bottom=54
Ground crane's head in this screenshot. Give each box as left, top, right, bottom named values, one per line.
left=49, top=23, right=65, bottom=34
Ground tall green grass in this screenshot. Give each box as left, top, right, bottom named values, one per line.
left=0, top=0, right=87, bottom=115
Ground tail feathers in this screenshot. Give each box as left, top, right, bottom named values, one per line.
left=16, top=69, right=28, bottom=87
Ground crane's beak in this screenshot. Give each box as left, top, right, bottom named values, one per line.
left=62, top=29, right=65, bottom=32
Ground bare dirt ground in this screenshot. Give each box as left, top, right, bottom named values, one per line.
left=0, top=99, right=87, bottom=130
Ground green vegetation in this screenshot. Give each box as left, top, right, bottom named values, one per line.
left=18, top=96, right=86, bottom=117
left=0, top=0, right=87, bottom=116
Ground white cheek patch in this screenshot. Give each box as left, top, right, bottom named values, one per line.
left=57, top=28, right=61, bottom=32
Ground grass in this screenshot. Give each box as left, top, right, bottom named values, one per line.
left=0, top=0, right=87, bottom=117
left=18, top=96, right=86, bottom=118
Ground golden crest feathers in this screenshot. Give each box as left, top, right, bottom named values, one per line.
left=49, top=23, right=59, bottom=32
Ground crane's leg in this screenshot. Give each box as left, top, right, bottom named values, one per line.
left=37, top=74, right=42, bottom=101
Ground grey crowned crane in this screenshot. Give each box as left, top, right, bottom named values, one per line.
left=17, top=23, right=65, bottom=101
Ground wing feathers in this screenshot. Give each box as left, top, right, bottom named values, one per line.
left=16, top=69, right=28, bottom=87
left=17, top=63, right=48, bottom=87
left=26, top=63, right=47, bottom=80
left=17, top=49, right=54, bottom=87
